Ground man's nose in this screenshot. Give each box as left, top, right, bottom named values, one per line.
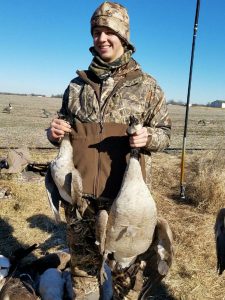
left=98, top=32, right=107, bottom=41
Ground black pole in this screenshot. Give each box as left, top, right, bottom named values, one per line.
left=180, top=0, right=201, bottom=200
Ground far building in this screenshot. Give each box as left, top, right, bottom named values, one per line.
left=210, top=100, right=225, bottom=108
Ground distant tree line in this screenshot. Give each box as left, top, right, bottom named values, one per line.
left=51, top=94, right=63, bottom=98
left=167, top=99, right=208, bottom=107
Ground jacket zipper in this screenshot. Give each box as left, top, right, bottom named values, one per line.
left=94, top=81, right=104, bottom=198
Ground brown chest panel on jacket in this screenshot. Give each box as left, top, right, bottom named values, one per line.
left=71, top=122, right=146, bottom=200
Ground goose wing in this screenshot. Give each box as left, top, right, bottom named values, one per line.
left=138, top=217, right=173, bottom=299
left=45, top=167, right=62, bottom=223
left=95, top=210, right=108, bottom=255
left=215, top=208, right=225, bottom=275
left=71, top=168, right=83, bottom=208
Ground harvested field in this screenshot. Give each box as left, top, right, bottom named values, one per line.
left=1, top=94, right=225, bottom=299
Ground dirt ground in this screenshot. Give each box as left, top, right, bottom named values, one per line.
left=1, top=94, right=225, bottom=299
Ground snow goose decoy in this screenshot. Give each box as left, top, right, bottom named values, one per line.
left=96, top=115, right=157, bottom=282
left=215, top=208, right=225, bottom=275
left=45, top=114, right=83, bottom=222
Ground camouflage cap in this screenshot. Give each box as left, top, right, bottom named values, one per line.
left=91, top=2, right=135, bottom=51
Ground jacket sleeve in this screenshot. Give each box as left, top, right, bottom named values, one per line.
left=59, top=86, right=70, bottom=116
left=143, top=83, right=172, bottom=153
left=46, top=87, right=70, bottom=146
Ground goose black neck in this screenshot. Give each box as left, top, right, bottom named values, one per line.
left=130, top=147, right=140, bottom=160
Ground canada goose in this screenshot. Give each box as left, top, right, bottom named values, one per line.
left=96, top=116, right=157, bottom=280
left=215, top=208, right=225, bottom=275
left=2, top=103, right=13, bottom=113
left=26, top=250, right=71, bottom=274
left=45, top=116, right=83, bottom=222
left=0, top=275, right=38, bottom=300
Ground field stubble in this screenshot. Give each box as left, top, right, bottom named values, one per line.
left=1, top=95, right=225, bottom=299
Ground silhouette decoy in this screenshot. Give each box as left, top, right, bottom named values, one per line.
left=215, top=208, right=225, bottom=275
left=41, top=109, right=51, bottom=118
left=2, top=103, right=13, bottom=114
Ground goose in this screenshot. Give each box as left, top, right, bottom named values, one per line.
left=138, top=216, right=173, bottom=299
left=45, top=116, right=83, bottom=222
left=2, top=103, right=13, bottom=114
left=215, top=208, right=225, bottom=275
left=0, top=248, right=72, bottom=300
left=95, top=116, right=157, bottom=278
left=41, top=109, right=51, bottom=118
left=0, top=275, right=38, bottom=300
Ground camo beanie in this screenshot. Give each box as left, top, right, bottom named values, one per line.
left=91, top=1, right=135, bottom=52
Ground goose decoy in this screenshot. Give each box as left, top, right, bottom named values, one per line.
left=45, top=115, right=83, bottom=222
left=41, top=109, right=51, bottom=118
left=215, top=208, right=225, bottom=275
left=2, top=103, right=13, bottom=114
left=96, top=116, right=157, bottom=282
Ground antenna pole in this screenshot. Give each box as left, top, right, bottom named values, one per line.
left=180, top=0, right=201, bottom=200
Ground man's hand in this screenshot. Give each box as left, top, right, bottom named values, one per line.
left=47, top=118, right=71, bottom=143
left=129, top=127, right=149, bottom=148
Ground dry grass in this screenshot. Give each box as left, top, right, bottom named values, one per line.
left=185, top=150, right=225, bottom=213
left=1, top=95, right=225, bottom=299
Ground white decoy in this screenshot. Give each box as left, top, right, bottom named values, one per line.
left=215, top=208, right=225, bottom=275
left=2, top=103, right=13, bottom=113
left=45, top=118, right=83, bottom=222
left=96, top=115, right=157, bottom=282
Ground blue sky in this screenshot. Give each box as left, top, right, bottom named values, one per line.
left=0, top=0, right=224, bottom=104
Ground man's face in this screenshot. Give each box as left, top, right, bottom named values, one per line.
left=93, top=26, right=124, bottom=63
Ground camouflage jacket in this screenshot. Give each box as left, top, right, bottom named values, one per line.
left=60, top=59, right=171, bottom=190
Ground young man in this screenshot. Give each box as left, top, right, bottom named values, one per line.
left=47, top=2, right=172, bottom=299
